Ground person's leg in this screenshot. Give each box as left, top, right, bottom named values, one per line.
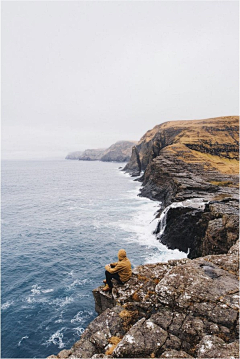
left=111, top=272, right=123, bottom=285
left=105, top=270, right=113, bottom=288
left=105, top=271, right=123, bottom=288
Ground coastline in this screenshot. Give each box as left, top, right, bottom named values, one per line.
left=48, top=117, right=239, bottom=359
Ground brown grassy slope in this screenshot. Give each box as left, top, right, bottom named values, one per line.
left=166, top=143, right=239, bottom=175
left=139, top=116, right=238, bottom=145
left=136, top=116, right=239, bottom=174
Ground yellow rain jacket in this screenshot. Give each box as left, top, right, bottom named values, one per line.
left=105, top=249, right=132, bottom=283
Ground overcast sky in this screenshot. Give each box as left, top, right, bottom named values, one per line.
left=2, top=1, right=239, bottom=160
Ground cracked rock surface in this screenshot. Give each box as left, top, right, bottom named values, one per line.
left=49, top=240, right=239, bottom=358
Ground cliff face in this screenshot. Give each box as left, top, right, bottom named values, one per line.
left=124, top=116, right=239, bottom=174
left=124, top=116, right=239, bottom=259
left=49, top=240, right=239, bottom=359
left=50, top=117, right=239, bottom=359
left=100, top=141, right=137, bottom=162
left=78, top=148, right=107, bottom=161
left=65, top=141, right=136, bottom=162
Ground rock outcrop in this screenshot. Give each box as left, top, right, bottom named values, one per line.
left=65, top=141, right=136, bottom=162
left=124, top=116, right=239, bottom=259
left=49, top=240, right=239, bottom=358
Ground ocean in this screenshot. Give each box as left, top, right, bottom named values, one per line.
left=1, top=160, right=186, bottom=358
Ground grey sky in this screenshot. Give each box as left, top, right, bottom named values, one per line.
left=2, top=1, right=239, bottom=160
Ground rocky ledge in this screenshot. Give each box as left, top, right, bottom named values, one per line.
left=48, top=240, right=239, bottom=359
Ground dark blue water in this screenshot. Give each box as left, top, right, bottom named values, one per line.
left=1, top=160, right=186, bottom=358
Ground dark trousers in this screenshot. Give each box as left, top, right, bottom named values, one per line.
left=105, top=270, right=123, bottom=288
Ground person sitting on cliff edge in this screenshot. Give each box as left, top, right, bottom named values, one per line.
left=102, top=249, right=132, bottom=293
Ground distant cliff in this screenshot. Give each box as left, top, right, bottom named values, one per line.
left=65, top=141, right=136, bottom=162
left=124, top=116, right=239, bottom=259
left=78, top=148, right=107, bottom=161
left=65, top=151, right=83, bottom=160
left=100, top=141, right=137, bottom=162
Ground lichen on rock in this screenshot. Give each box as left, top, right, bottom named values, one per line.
left=49, top=240, right=239, bottom=359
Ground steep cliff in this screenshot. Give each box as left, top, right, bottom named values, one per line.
left=100, top=141, right=137, bottom=162
left=66, top=141, right=136, bottom=162
left=49, top=240, right=239, bottom=359
left=51, top=117, right=239, bottom=359
left=124, top=116, right=239, bottom=174
left=78, top=148, right=107, bottom=161
left=124, top=116, right=239, bottom=259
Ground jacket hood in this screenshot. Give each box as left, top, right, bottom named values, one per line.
left=118, top=249, right=127, bottom=261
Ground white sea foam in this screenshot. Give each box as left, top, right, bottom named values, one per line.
left=50, top=296, right=74, bottom=308
left=26, top=285, right=54, bottom=303
left=113, top=176, right=188, bottom=263
left=70, top=310, right=93, bottom=324
left=1, top=300, right=14, bottom=310
left=26, top=296, right=36, bottom=304
left=77, top=294, right=90, bottom=299
left=73, top=326, right=85, bottom=336
left=44, top=327, right=66, bottom=349
left=31, top=284, right=41, bottom=295
left=54, top=310, right=65, bottom=323
left=42, top=289, right=54, bottom=294
left=68, top=279, right=88, bottom=289
left=18, top=336, right=29, bottom=346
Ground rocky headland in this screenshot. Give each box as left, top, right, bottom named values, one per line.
left=65, top=141, right=137, bottom=162
left=125, top=116, right=239, bottom=259
left=50, top=116, right=239, bottom=358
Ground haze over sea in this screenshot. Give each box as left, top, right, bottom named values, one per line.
left=2, top=160, right=186, bottom=358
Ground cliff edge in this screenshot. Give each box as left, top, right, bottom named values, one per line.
left=49, top=116, right=239, bottom=359
left=48, top=240, right=239, bottom=358
left=125, top=116, right=239, bottom=259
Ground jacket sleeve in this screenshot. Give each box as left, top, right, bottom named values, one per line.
left=106, top=262, right=123, bottom=274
